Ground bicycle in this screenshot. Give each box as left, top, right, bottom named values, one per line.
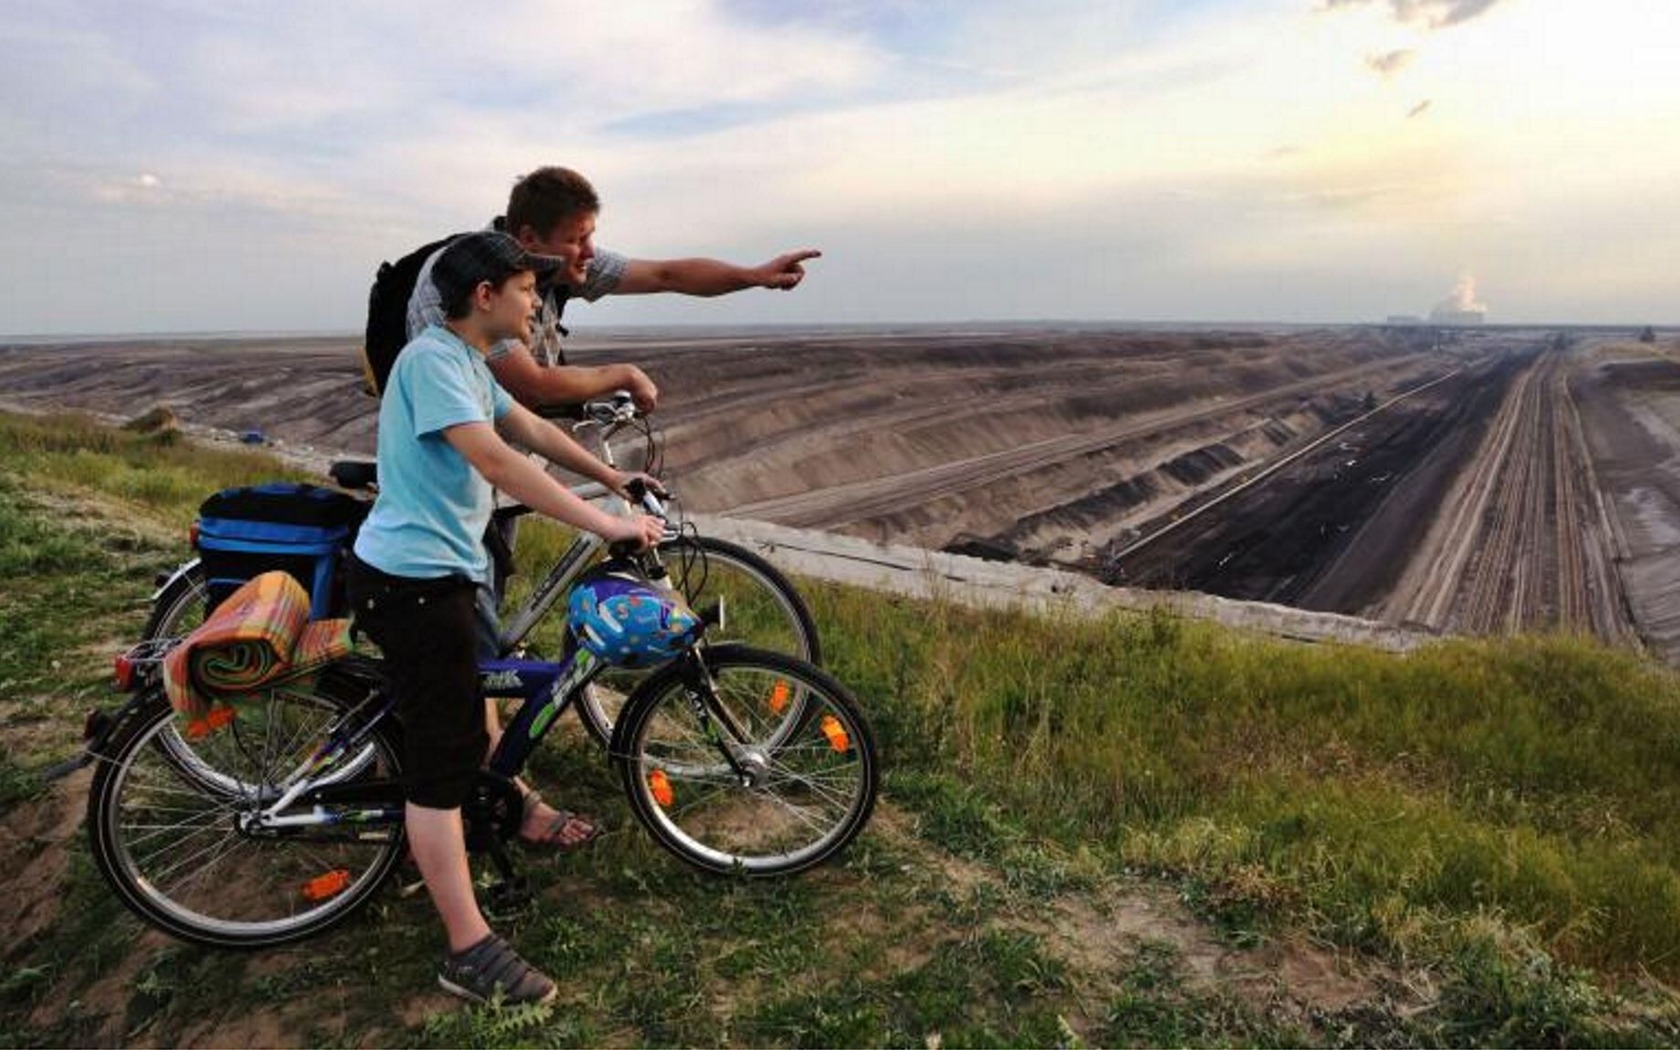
left=86, top=541, right=878, bottom=950
left=142, top=392, right=821, bottom=745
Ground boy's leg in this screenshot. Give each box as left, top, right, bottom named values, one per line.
left=349, top=560, right=556, bottom=1005
left=346, top=563, right=498, bottom=926
left=406, top=803, right=490, bottom=952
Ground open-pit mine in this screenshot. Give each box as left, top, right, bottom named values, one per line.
left=3, top=323, right=1677, bottom=662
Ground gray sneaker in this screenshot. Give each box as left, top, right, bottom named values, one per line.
left=438, top=933, right=557, bottom=1007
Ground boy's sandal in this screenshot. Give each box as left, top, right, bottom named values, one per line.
left=520, top=790, right=601, bottom=851
left=438, top=933, right=557, bottom=1007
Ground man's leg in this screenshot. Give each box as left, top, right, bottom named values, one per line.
left=474, top=580, right=511, bottom=790
left=474, top=583, right=597, bottom=848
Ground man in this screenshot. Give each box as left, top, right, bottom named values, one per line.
left=349, top=231, right=664, bottom=1006
left=408, top=164, right=822, bottom=414
left=404, top=166, right=819, bottom=851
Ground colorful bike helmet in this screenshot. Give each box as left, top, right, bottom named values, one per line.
left=567, top=562, right=703, bottom=668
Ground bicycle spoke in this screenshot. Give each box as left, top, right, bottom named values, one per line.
left=91, top=683, right=404, bottom=947
left=620, top=648, right=876, bottom=876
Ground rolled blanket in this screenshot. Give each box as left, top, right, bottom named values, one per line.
left=162, top=570, right=353, bottom=719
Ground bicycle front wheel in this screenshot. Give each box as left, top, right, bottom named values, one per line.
left=616, top=645, right=877, bottom=877
left=87, top=681, right=406, bottom=948
left=577, top=536, right=821, bottom=745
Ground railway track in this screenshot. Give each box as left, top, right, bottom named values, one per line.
left=1102, top=368, right=1464, bottom=566
left=1386, top=340, right=1631, bottom=637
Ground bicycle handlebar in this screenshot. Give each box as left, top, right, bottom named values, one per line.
left=576, top=389, right=639, bottom=429
left=604, top=476, right=674, bottom=562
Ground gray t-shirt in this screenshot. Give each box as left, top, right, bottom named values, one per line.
left=406, top=227, right=628, bottom=366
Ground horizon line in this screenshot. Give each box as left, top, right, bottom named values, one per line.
left=3, top=318, right=1675, bottom=344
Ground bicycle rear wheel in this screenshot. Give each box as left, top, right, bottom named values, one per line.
left=615, top=645, right=877, bottom=877
left=578, top=536, right=821, bottom=745
left=140, top=566, right=387, bottom=805
left=87, top=681, right=405, bottom=948
left=142, top=559, right=209, bottom=641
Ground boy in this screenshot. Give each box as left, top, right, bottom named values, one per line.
left=349, top=230, right=663, bottom=1005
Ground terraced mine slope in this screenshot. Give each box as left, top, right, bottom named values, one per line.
left=3, top=323, right=1676, bottom=660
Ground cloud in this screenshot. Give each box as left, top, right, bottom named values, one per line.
left=1365, top=49, right=1416, bottom=76
left=1321, top=0, right=1508, bottom=30
left=3, top=0, right=1679, bottom=332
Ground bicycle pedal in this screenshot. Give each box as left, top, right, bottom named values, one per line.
left=398, top=874, right=427, bottom=899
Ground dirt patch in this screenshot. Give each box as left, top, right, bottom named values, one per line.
left=861, top=804, right=1406, bottom=1043
left=0, top=773, right=88, bottom=952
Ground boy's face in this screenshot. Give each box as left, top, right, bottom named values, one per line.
left=523, top=211, right=596, bottom=287
left=483, top=270, right=543, bottom=344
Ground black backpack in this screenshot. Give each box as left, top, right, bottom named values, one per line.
left=360, top=234, right=460, bottom=396
left=359, top=233, right=573, bottom=396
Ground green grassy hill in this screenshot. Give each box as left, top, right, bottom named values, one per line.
left=3, top=408, right=1680, bottom=1047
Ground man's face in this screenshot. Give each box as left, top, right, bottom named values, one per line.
left=483, top=271, right=543, bottom=344
left=521, top=211, right=596, bottom=287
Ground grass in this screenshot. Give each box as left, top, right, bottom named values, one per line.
left=3, top=406, right=1680, bottom=1046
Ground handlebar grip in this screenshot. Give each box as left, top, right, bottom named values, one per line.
left=624, top=477, right=668, bottom=518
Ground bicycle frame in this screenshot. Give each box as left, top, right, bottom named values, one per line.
left=249, top=645, right=607, bottom=835
left=455, top=403, right=646, bottom=656
left=481, top=647, right=606, bottom=777
left=492, top=528, right=607, bottom=655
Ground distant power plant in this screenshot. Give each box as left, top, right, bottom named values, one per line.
left=1428, top=307, right=1486, bottom=326
left=1388, top=277, right=1487, bottom=326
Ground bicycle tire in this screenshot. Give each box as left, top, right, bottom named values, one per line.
left=142, top=566, right=386, bottom=799
left=576, top=536, right=821, bottom=746
left=142, top=559, right=209, bottom=641
left=614, top=645, right=877, bottom=877
left=87, top=679, right=406, bottom=949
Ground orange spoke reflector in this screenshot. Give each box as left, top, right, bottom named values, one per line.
left=184, top=705, right=236, bottom=740
left=820, top=715, right=850, bottom=753
left=767, top=680, right=791, bottom=714
left=302, top=869, right=351, bottom=902
left=649, top=768, right=674, bottom=807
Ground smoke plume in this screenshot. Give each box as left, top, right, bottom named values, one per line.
left=1431, top=275, right=1488, bottom=320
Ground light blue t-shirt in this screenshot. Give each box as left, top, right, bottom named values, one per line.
left=353, top=324, right=513, bottom=582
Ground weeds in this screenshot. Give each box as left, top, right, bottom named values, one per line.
left=6, top=407, right=1680, bottom=1045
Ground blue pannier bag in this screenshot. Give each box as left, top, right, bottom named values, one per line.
left=195, top=483, right=368, bottom=617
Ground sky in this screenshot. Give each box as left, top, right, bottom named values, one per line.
left=1, top=0, right=1676, bottom=334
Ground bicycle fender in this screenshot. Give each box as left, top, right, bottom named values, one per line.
left=151, top=557, right=202, bottom=601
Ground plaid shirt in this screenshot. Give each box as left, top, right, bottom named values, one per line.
left=406, top=223, right=628, bottom=366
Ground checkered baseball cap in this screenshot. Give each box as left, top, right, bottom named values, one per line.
left=431, top=231, right=564, bottom=309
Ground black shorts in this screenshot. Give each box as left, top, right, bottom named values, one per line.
left=347, top=555, right=486, bottom=810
